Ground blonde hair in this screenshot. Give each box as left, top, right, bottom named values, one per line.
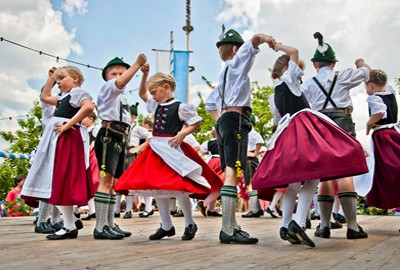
left=367, top=69, right=387, bottom=87
left=147, top=72, right=176, bottom=91
left=54, top=66, right=84, bottom=86
left=271, top=56, right=306, bottom=80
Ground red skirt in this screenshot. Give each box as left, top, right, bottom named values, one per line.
left=89, top=149, right=100, bottom=191
left=207, top=157, right=224, bottom=180
left=253, top=111, right=368, bottom=190
left=115, top=142, right=223, bottom=199
left=367, top=128, right=400, bottom=209
left=48, top=128, right=94, bottom=206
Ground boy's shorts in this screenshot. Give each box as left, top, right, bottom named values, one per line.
left=322, top=112, right=356, bottom=137
left=216, top=112, right=252, bottom=171
left=94, top=127, right=129, bottom=179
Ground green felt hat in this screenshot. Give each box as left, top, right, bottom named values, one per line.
left=311, top=32, right=338, bottom=63
left=102, top=57, right=130, bottom=81
left=130, top=102, right=139, bottom=116
left=216, top=29, right=245, bottom=48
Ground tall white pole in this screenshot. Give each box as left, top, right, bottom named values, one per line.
left=170, top=31, right=174, bottom=76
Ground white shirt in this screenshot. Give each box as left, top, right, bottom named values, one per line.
left=275, top=60, right=304, bottom=97
left=247, top=128, right=264, bottom=152
left=97, top=78, right=131, bottom=124
left=205, top=40, right=260, bottom=111
left=367, top=85, right=396, bottom=118
left=302, top=66, right=370, bottom=111
left=129, top=124, right=152, bottom=147
left=146, top=96, right=202, bottom=126
left=183, top=134, right=200, bottom=149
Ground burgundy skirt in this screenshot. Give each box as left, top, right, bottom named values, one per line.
left=367, top=128, right=400, bottom=209
left=115, top=141, right=223, bottom=199
left=48, top=128, right=94, bottom=206
left=253, top=111, right=368, bottom=190
left=89, top=149, right=100, bottom=191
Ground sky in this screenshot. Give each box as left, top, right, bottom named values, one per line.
left=1, top=0, right=400, bottom=153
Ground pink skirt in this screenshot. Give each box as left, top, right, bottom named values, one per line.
left=115, top=141, right=223, bottom=199
left=367, top=128, right=400, bottom=209
left=253, top=111, right=368, bottom=190
left=48, top=128, right=94, bottom=206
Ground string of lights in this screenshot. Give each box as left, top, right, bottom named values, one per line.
left=0, top=115, right=28, bottom=121
left=0, top=37, right=103, bottom=70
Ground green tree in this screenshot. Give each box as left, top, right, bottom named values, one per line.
left=0, top=101, right=42, bottom=200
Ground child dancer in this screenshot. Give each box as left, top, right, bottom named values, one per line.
left=94, top=55, right=146, bottom=239
left=253, top=41, right=368, bottom=247
left=206, top=28, right=275, bottom=244
left=115, top=67, right=222, bottom=241
left=302, top=33, right=370, bottom=240
left=22, top=66, right=95, bottom=240
left=364, top=70, right=400, bottom=210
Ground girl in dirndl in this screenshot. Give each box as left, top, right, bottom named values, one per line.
left=364, top=70, right=400, bottom=210
left=115, top=66, right=223, bottom=241
left=22, top=66, right=95, bottom=240
left=252, top=42, right=368, bottom=247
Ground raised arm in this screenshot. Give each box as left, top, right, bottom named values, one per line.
left=274, top=42, right=299, bottom=65
left=40, top=67, right=59, bottom=106
left=115, top=54, right=147, bottom=90
left=251, top=34, right=275, bottom=49
left=138, top=63, right=150, bottom=102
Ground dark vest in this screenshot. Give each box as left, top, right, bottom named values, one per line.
left=153, top=100, right=183, bottom=135
left=369, top=94, right=398, bottom=125
left=207, top=140, right=219, bottom=155
left=274, top=82, right=310, bottom=116
left=53, top=95, right=80, bottom=119
left=88, top=130, right=96, bottom=144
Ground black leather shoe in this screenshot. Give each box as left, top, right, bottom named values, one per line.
left=35, top=222, right=55, bottom=234
left=207, top=210, right=222, bottom=217
left=82, top=213, right=96, bottom=220
left=113, top=224, right=132, bottom=237
left=279, top=227, right=301, bottom=244
left=33, top=216, right=38, bottom=225
left=347, top=225, right=368, bottom=239
left=46, top=228, right=78, bottom=240
left=123, top=211, right=132, bottom=219
left=306, top=218, right=312, bottom=229
left=74, top=212, right=81, bottom=219
left=149, top=226, right=176, bottom=240
left=331, top=221, right=343, bottom=229
left=311, top=213, right=320, bottom=220
left=182, top=224, right=198, bottom=240
left=139, top=210, right=154, bottom=218
left=172, top=210, right=184, bottom=217
left=75, top=219, right=83, bottom=230
left=258, top=209, right=264, bottom=216
left=93, top=226, right=124, bottom=240
left=50, top=222, right=64, bottom=231
left=288, top=220, right=315, bottom=247
left=198, top=201, right=207, bottom=217
left=314, top=224, right=330, bottom=238
left=219, top=228, right=258, bottom=244
left=241, top=211, right=260, bottom=218
left=334, top=213, right=346, bottom=224
left=266, top=208, right=278, bottom=218
left=114, top=212, right=121, bottom=218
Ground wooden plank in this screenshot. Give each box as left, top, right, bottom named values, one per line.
left=0, top=213, right=399, bottom=269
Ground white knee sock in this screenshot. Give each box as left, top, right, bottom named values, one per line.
left=156, top=198, right=173, bottom=230
left=114, top=194, right=122, bottom=213
left=269, top=190, right=283, bottom=211
left=294, top=180, right=319, bottom=228
left=143, top=196, right=153, bottom=212
left=125, top=195, right=133, bottom=212
left=176, top=195, right=195, bottom=227
left=281, top=182, right=301, bottom=228
left=88, top=198, right=95, bottom=215
left=56, top=205, right=75, bottom=231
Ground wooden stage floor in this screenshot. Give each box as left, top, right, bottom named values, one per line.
left=0, top=213, right=399, bottom=270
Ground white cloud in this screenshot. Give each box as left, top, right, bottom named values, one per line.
left=62, top=0, right=88, bottom=16
left=0, top=0, right=82, bottom=152
left=216, top=0, right=400, bottom=146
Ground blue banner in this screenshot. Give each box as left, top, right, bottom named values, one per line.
left=173, top=50, right=190, bottom=103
